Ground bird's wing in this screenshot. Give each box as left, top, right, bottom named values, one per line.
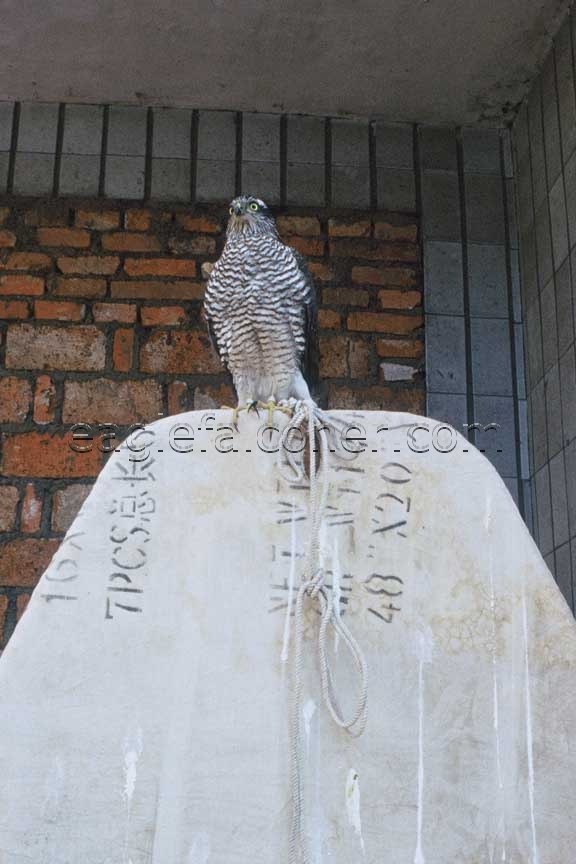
left=288, top=247, right=320, bottom=397
left=203, top=263, right=229, bottom=368
left=205, top=311, right=227, bottom=366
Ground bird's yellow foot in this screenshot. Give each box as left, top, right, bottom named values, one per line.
left=220, top=400, right=259, bottom=430
left=260, top=399, right=295, bottom=426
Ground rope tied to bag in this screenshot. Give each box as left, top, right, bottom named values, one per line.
left=278, top=400, right=369, bottom=864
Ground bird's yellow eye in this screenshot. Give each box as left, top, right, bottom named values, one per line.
left=229, top=206, right=234, bottom=215
left=248, top=201, right=259, bottom=211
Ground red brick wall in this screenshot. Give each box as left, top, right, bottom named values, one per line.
left=0, top=200, right=422, bottom=646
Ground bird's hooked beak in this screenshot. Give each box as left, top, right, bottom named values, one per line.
left=233, top=203, right=244, bottom=216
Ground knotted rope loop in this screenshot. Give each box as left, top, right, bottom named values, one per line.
left=278, top=401, right=369, bottom=864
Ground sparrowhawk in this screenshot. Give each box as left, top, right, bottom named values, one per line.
left=204, top=195, right=318, bottom=420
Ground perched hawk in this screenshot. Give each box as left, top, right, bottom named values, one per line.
left=204, top=196, right=318, bottom=416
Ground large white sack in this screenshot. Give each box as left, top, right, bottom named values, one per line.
left=0, top=409, right=574, bottom=864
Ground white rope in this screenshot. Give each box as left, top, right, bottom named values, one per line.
left=278, top=400, right=369, bottom=864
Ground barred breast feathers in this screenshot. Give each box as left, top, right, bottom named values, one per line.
left=203, top=201, right=318, bottom=401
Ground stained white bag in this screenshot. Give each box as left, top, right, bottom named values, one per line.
left=0, top=409, right=574, bottom=864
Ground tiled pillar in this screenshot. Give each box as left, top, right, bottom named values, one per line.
left=421, top=124, right=530, bottom=520
left=512, top=10, right=576, bottom=611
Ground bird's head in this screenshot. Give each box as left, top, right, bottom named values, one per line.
left=226, top=195, right=278, bottom=237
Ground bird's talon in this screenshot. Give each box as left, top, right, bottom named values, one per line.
left=219, top=404, right=238, bottom=428
left=267, top=401, right=275, bottom=426
left=220, top=400, right=260, bottom=429
left=261, top=399, right=295, bottom=426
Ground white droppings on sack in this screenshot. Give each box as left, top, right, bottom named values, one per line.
left=345, top=768, right=365, bottom=854
left=303, top=698, right=316, bottom=753
left=123, top=728, right=143, bottom=804
left=187, top=831, right=211, bottom=863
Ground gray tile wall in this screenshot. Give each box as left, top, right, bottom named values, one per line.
left=421, top=125, right=530, bottom=523
left=512, top=10, right=576, bottom=612
left=60, top=105, right=103, bottom=197
left=0, top=102, right=417, bottom=211
left=14, top=103, right=59, bottom=196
